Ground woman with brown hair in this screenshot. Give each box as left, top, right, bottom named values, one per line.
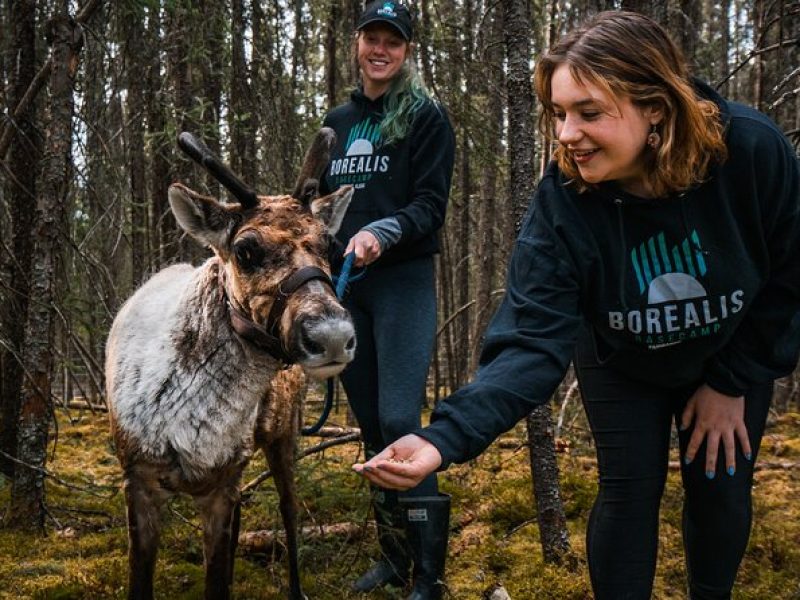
left=353, top=11, right=800, bottom=599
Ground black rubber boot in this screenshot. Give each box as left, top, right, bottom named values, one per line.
left=352, top=487, right=411, bottom=593
left=400, top=493, right=451, bottom=600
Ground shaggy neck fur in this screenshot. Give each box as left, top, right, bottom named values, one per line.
left=107, top=258, right=280, bottom=480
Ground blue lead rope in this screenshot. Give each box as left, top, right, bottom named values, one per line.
left=302, top=252, right=362, bottom=436
left=333, top=251, right=366, bottom=298
left=334, top=251, right=355, bottom=298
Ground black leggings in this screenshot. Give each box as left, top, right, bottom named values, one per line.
left=339, top=256, right=438, bottom=498
left=574, top=335, right=772, bottom=600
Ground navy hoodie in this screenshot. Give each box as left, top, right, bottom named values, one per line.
left=417, top=81, right=800, bottom=468
left=320, top=88, right=455, bottom=269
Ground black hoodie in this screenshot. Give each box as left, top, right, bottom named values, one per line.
left=320, top=88, right=455, bottom=269
left=417, top=82, right=800, bottom=468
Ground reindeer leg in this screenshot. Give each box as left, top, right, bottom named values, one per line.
left=263, top=436, right=305, bottom=600
left=195, top=483, right=241, bottom=600
left=228, top=501, right=242, bottom=585
left=124, top=471, right=165, bottom=600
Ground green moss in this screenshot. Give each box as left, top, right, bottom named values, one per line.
left=559, top=463, right=597, bottom=519
left=1, top=410, right=798, bottom=599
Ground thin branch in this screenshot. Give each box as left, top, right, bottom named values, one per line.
left=769, top=86, right=800, bottom=110
left=241, top=432, right=361, bottom=494
left=437, top=288, right=506, bottom=337
left=0, top=449, right=117, bottom=499
left=0, top=0, right=104, bottom=159
left=716, top=38, right=800, bottom=89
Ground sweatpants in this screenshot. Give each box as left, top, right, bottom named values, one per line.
left=340, top=256, right=439, bottom=498
left=573, top=332, right=772, bottom=600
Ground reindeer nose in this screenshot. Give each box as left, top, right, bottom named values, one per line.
left=298, top=315, right=356, bottom=365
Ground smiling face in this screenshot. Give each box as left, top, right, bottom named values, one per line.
left=551, top=64, right=661, bottom=197
left=357, top=22, right=409, bottom=99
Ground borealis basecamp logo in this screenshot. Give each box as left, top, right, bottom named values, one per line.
left=377, top=2, right=398, bottom=18
left=328, top=118, right=390, bottom=189
left=608, top=229, right=744, bottom=349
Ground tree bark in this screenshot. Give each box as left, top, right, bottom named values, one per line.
left=503, top=0, right=572, bottom=565
left=620, top=0, right=668, bottom=23
left=677, top=0, right=702, bottom=65
left=145, top=5, right=173, bottom=270
left=325, top=0, right=340, bottom=108
left=1, top=0, right=39, bottom=478
left=231, top=0, right=257, bottom=185
left=122, top=0, right=148, bottom=285
left=200, top=0, right=224, bottom=198
left=8, top=10, right=83, bottom=531
left=471, top=4, right=503, bottom=372
left=526, top=404, right=572, bottom=563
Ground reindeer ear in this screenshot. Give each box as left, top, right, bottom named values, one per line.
left=293, top=128, right=337, bottom=204
left=310, top=185, right=353, bottom=235
left=296, top=177, right=320, bottom=206
left=168, top=184, right=238, bottom=250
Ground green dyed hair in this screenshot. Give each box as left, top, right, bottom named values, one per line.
left=379, top=62, right=431, bottom=146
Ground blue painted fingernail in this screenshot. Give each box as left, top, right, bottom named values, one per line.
left=363, top=466, right=372, bottom=473
left=745, top=452, right=752, bottom=461
left=679, top=423, right=687, bottom=431
left=684, top=455, right=692, bottom=465
left=727, top=466, right=735, bottom=476
left=706, top=470, right=716, bottom=479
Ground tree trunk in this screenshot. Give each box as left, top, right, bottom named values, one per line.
left=503, top=0, right=572, bottom=565
left=753, top=0, right=765, bottom=111
left=1, top=0, right=39, bottom=478
left=471, top=5, right=503, bottom=372
left=122, top=1, right=148, bottom=286
left=677, top=0, right=702, bottom=66
left=526, top=404, right=572, bottom=563
left=325, top=0, right=339, bottom=108
left=231, top=0, right=257, bottom=185
left=453, top=0, right=471, bottom=388
left=146, top=5, right=173, bottom=270
left=620, top=0, right=668, bottom=23
left=717, top=0, right=731, bottom=95
left=8, top=10, right=83, bottom=531
left=200, top=0, right=224, bottom=198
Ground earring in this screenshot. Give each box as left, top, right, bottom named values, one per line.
left=647, top=124, right=661, bottom=149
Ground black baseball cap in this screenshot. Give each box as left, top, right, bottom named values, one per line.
left=357, top=1, right=414, bottom=41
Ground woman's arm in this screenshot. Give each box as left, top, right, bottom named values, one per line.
left=705, top=121, right=800, bottom=396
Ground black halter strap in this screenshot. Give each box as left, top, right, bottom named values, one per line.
left=227, top=266, right=334, bottom=363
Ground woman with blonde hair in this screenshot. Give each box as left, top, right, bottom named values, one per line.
left=319, top=1, right=455, bottom=598
left=354, top=11, right=800, bottom=599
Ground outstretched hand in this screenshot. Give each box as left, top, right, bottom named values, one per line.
left=353, top=434, right=443, bottom=490
left=681, top=384, right=751, bottom=478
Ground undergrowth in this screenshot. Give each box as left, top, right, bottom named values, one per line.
left=0, top=406, right=798, bottom=599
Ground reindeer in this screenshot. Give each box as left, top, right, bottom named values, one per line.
left=105, top=129, right=355, bottom=600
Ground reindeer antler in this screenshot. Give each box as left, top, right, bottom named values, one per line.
left=177, top=132, right=259, bottom=209
left=292, top=128, right=337, bottom=205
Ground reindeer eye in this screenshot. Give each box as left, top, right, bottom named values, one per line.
left=302, top=240, right=323, bottom=256
left=233, top=238, right=265, bottom=272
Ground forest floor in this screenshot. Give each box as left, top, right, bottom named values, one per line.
left=1, top=390, right=799, bottom=599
